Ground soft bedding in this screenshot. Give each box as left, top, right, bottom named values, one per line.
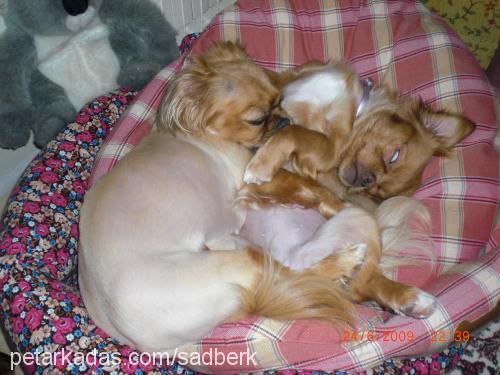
left=0, top=0, right=498, bottom=374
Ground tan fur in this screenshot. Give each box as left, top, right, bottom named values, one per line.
left=247, top=62, right=475, bottom=200
left=233, top=248, right=356, bottom=326
left=79, top=42, right=371, bottom=352
left=335, top=92, right=475, bottom=198
left=157, top=42, right=282, bottom=147
left=237, top=169, right=345, bottom=218
left=156, top=44, right=365, bottom=328
left=240, top=61, right=473, bottom=318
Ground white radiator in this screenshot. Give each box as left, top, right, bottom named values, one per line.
left=151, top=0, right=236, bottom=43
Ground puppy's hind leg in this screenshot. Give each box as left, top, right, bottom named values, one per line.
left=280, top=206, right=379, bottom=272
left=354, top=196, right=437, bottom=318
left=350, top=271, right=437, bottom=318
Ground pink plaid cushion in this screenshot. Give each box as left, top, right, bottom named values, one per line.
left=90, top=0, right=499, bottom=373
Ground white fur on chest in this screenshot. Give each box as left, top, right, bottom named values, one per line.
left=282, top=71, right=350, bottom=124
left=34, top=16, right=120, bottom=110
left=282, top=71, right=347, bottom=109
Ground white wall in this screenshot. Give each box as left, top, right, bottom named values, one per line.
left=152, top=0, right=235, bottom=43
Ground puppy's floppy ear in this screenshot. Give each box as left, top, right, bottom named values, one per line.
left=156, top=41, right=251, bottom=134
left=263, top=69, right=283, bottom=88
left=421, top=109, right=475, bottom=156
left=156, top=59, right=214, bottom=134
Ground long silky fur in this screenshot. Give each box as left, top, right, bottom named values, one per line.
left=376, top=196, right=435, bottom=273
left=156, top=42, right=253, bottom=136
left=238, top=253, right=356, bottom=327
left=156, top=70, right=208, bottom=135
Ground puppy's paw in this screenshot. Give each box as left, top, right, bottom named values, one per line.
left=243, top=163, right=273, bottom=185
left=318, top=200, right=347, bottom=219
left=398, top=291, right=437, bottom=319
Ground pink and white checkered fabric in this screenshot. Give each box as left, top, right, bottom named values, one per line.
left=89, top=1, right=499, bottom=373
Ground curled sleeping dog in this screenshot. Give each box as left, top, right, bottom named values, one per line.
left=238, top=60, right=474, bottom=321
left=244, top=61, right=475, bottom=201
left=79, top=42, right=396, bottom=353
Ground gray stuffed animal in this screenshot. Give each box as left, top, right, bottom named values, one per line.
left=0, top=0, right=178, bottom=149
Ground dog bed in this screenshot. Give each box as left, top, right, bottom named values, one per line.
left=0, top=0, right=498, bottom=374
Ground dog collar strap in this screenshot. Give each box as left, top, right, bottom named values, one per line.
left=356, top=78, right=374, bottom=118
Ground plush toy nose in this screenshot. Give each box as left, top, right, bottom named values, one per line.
left=62, top=0, right=89, bottom=16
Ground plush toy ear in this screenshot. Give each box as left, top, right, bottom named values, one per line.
left=422, top=110, right=475, bottom=156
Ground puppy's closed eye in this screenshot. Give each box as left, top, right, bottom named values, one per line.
left=247, top=117, right=269, bottom=126
left=384, top=146, right=402, bottom=166
left=389, top=148, right=400, bottom=163
left=244, top=108, right=270, bottom=127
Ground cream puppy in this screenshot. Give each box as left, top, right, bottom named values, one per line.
left=78, top=42, right=373, bottom=352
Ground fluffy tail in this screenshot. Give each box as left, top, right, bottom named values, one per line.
left=238, top=251, right=356, bottom=327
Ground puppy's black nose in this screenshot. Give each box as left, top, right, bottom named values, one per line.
left=272, top=117, right=290, bottom=132
left=63, top=0, right=89, bottom=16
left=342, top=163, right=376, bottom=189
left=359, top=171, right=375, bottom=188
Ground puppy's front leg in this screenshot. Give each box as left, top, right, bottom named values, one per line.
left=243, top=126, right=335, bottom=185
left=237, top=169, right=345, bottom=218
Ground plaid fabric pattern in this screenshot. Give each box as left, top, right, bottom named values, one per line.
left=90, top=0, right=499, bottom=373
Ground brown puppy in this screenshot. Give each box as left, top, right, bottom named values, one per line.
left=79, top=42, right=382, bottom=352
left=243, top=61, right=474, bottom=201
left=239, top=61, right=474, bottom=318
